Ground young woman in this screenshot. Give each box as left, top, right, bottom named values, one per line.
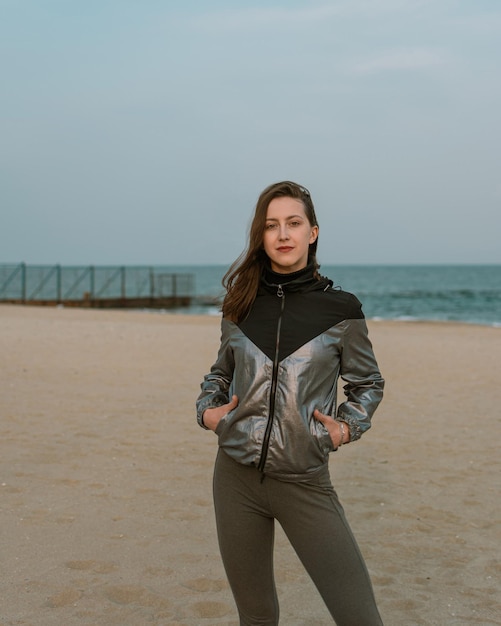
left=196, top=181, right=385, bottom=625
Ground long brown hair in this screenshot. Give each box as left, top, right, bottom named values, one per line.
left=222, top=181, right=320, bottom=322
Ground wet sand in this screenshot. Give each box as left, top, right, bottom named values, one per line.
left=1, top=304, right=500, bottom=625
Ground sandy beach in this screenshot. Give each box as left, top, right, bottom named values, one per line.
left=0, top=304, right=500, bottom=626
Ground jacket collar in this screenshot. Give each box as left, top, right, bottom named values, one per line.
left=261, top=262, right=332, bottom=294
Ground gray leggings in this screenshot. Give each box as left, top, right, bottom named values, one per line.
left=213, top=450, right=383, bottom=626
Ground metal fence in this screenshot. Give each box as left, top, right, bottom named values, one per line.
left=0, top=263, right=194, bottom=308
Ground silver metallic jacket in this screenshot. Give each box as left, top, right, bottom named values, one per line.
left=196, top=265, right=384, bottom=481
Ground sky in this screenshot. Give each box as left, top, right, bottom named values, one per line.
left=1, top=0, right=501, bottom=266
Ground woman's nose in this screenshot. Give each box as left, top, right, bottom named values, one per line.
left=278, top=225, right=289, bottom=240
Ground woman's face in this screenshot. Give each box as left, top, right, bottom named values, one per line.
left=263, top=196, right=318, bottom=274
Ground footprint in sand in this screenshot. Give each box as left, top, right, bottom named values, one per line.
left=164, top=507, right=202, bottom=521
left=102, top=584, right=171, bottom=611
left=189, top=600, right=233, bottom=618
left=45, top=588, right=82, bottom=608
left=65, top=560, right=117, bottom=574
left=180, top=577, right=227, bottom=592
left=179, top=577, right=233, bottom=620
left=192, top=497, right=212, bottom=508
left=143, top=566, right=174, bottom=577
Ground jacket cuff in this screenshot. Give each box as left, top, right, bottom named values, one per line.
left=337, top=415, right=363, bottom=442
left=196, top=395, right=227, bottom=429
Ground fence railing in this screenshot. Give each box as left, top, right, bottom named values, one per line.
left=0, top=263, right=194, bottom=308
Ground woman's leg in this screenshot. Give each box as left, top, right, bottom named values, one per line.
left=213, top=451, right=280, bottom=626
left=270, top=466, right=383, bottom=626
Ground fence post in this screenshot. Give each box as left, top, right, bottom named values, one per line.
left=56, top=265, right=62, bottom=302
left=121, top=266, right=126, bottom=298
left=149, top=268, right=155, bottom=298
left=90, top=266, right=95, bottom=298
left=21, top=263, right=26, bottom=302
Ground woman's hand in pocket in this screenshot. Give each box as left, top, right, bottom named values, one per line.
left=203, top=395, right=239, bottom=432
left=313, top=409, right=349, bottom=449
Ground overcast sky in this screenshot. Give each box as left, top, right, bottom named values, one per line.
left=1, top=0, right=500, bottom=266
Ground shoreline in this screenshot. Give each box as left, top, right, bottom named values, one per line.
left=3, top=303, right=499, bottom=329
left=1, top=304, right=500, bottom=625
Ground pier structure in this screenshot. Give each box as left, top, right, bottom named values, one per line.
left=0, top=263, right=194, bottom=309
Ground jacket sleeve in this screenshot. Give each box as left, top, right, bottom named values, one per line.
left=337, top=317, right=384, bottom=441
left=196, top=318, right=235, bottom=429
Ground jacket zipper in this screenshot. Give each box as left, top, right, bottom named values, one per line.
left=258, top=284, right=285, bottom=476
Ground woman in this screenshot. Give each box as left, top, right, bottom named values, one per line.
left=196, top=181, right=385, bottom=625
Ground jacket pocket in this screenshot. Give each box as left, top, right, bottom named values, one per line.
left=313, top=421, right=335, bottom=455
left=215, top=409, right=234, bottom=436
left=215, top=417, right=226, bottom=436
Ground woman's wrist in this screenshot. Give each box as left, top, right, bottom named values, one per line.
left=338, top=421, right=345, bottom=446
left=337, top=420, right=350, bottom=446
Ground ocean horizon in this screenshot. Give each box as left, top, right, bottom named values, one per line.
left=166, top=263, right=501, bottom=328
left=1, top=263, right=499, bottom=327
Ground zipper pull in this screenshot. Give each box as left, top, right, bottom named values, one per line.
left=277, top=284, right=284, bottom=298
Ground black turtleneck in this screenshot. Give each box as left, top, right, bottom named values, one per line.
left=238, top=263, right=364, bottom=362
left=262, top=263, right=322, bottom=289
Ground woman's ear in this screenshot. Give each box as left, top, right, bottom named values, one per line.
left=310, top=225, right=319, bottom=244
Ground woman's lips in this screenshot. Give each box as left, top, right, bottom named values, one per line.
left=277, top=246, right=294, bottom=252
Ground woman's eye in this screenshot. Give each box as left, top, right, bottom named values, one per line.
left=265, top=223, right=277, bottom=230
left=289, top=221, right=301, bottom=227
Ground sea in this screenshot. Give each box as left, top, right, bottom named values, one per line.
left=167, top=264, right=501, bottom=328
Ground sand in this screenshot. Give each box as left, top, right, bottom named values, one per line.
left=0, top=304, right=500, bottom=626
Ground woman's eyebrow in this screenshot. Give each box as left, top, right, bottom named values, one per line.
left=265, top=214, right=304, bottom=221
